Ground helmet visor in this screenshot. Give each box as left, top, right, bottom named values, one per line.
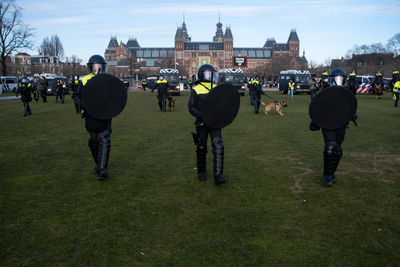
left=332, top=75, right=344, bottom=86
left=203, top=70, right=217, bottom=83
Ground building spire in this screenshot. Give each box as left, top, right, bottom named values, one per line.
left=183, top=12, right=185, bottom=24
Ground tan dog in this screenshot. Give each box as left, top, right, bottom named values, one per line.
left=167, top=96, right=175, bottom=112
left=261, top=101, right=288, bottom=116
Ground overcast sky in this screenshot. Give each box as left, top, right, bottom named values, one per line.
left=20, top=0, right=400, bottom=65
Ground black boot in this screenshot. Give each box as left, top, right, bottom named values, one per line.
left=196, top=143, right=207, bottom=181
left=97, top=131, right=111, bottom=180
left=212, top=136, right=225, bottom=185
left=158, top=100, right=163, bottom=111
left=323, top=142, right=342, bottom=186
left=88, top=134, right=100, bottom=174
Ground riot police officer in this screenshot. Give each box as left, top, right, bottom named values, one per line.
left=71, top=74, right=80, bottom=114
left=39, top=76, right=48, bottom=103
left=79, top=55, right=111, bottom=180
left=55, top=78, right=65, bottom=104
left=153, top=75, right=169, bottom=112
left=249, top=74, right=264, bottom=113
left=372, top=72, right=383, bottom=99
left=16, top=77, right=33, bottom=116
left=319, top=70, right=329, bottom=89
left=188, top=64, right=225, bottom=185
left=142, top=79, right=147, bottom=91
left=348, top=70, right=357, bottom=95
left=315, top=69, right=354, bottom=186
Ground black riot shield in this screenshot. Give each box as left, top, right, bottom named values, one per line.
left=309, top=86, right=357, bottom=129
left=202, top=83, right=240, bottom=129
left=81, top=74, right=127, bottom=120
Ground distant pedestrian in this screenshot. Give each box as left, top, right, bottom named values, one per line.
left=394, top=79, right=400, bottom=107
left=249, top=74, right=264, bottom=113
left=152, top=75, right=169, bottom=112
left=71, top=74, right=80, bottom=114
left=288, top=79, right=295, bottom=98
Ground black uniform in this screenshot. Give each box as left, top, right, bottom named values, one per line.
left=153, top=79, right=169, bottom=112
left=71, top=78, right=80, bottom=113
left=16, top=79, right=33, bottom=116
left=348, top=73, right=357, bottom=95
left=249, top=79, right=263, bottom=113
left=311, top=69, right=355, bottom=186
left=188, top=81, right=225, bottom=185
left=39, top=77, right=48, bottom=103
left=79, top=73, right=112, bottom=179
left=55, top=79, right=65, bottom=104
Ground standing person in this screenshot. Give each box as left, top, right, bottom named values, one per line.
left=70, top=74, right=80, bottom=114
left=39, top=76, right=48, bottom=103
left=372, top=72, right=384, bottom=100
left=288, top=79, right=295, bottom=98
left=79, top=55, right=111, bottom=180
left=319, top=70, right=329, bottom=89
left=348, top=70, right=357, bottom=95
left=16, top=77, right=33, bottom=116
left=250, top=74, right=264, bottom=113
left=393, top=78, right=400, bottom=107
left=142, top=79, right=147, bottom=91
left=188, top=64, right=225, bottom=185
left=310, top=68, right=357, bottom=186
left=55, top=78, right=65, bottom=104
left=248, top=77, right=254, bottom=105
left=152, top=75, right=169, bottom=112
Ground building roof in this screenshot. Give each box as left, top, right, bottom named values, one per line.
left=224, top=27, right=233, bottom=39
left=126, top=38, right=140, bottom=48
left=288, top=30, right=299, bottom=42
left=273, top=43, right=289, bottom=51
left=263, top=38, right=276, bottom=48
left=108, top=37, right=118, bottom=48
left=213, top=21, right=224, bottom=41
left=175, top=22, right=190, bottom=41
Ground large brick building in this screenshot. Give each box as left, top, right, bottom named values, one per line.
left=104, top=20, right=306, bottom=77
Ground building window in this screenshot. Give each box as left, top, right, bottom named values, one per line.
left=137, top=50, right=143, bottom=57
left=200, top=52, right=208, bottom=57
left=192, top=52, right=196, bottom=58
left=256, top=50, right=264, bottom=58
left=248, top=50, right=256, bottom=57
left=152, top=50, right=159, bottom=58
left=212, top=52, right=217, bottom=58
left=160, top=50, right=167, bottom=57
left=144, top=50, right=151, bottom=57
left=199, top=44, right=209, bottom=50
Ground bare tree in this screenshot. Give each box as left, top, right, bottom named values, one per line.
left=0, top=0, right=34, bottom=75
left=387, top=33, right=400, bottom=56
left=38, top=34, right=64, bottom=60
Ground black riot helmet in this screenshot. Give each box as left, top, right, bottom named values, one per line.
left=87, top=55, right=107, bottom=74
left=197, top=64, right=217, bottom=83
left=19, top=77, right=30, bottom=87
left=328, top=68, right=347, bottom=86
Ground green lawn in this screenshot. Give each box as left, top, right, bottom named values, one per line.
left=1, top=91, right=399, bottom=266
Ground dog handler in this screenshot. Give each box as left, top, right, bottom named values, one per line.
left=188, top=64, right=226, bottom=185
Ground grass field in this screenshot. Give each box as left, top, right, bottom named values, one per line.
left=1, top=91, right=399, bottom=266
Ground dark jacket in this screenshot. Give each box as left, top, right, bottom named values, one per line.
left=188, top=82, right=216, bottom=125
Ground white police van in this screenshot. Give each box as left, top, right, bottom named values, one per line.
left=0, top=76, right=18, bottom=93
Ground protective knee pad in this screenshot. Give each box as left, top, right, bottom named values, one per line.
left=323, top=142, right=341, bottom=175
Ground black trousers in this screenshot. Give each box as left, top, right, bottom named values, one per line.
left=72, top=96, right=80, bottom=113
left=251, top=92, right=261, bottom=112
left=40, top=91, right=47, bottom=103
left=86, top=118, right=112, bottom=173
left=195, top=125, right=224, bottom=176
left=322, top=127, right=346, bottom=147
left=321, top=126, right=346, bottom=176
left=22, top=101, right=31, bottom=116
left=157, top=93, right=166, bottom=111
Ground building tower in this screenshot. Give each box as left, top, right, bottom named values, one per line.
left=223, top=26, right=233, bottom=67
left=288, top=29, right=300, bottom=57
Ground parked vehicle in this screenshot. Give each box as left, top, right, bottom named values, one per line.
left=160, top=68, right=180, bottom=95
left=146, top=77, right=157, bottom=90
left=46, top=76, right=68, bottom=95
left=0, top=76, right=18, bottom=93
left=278, top=70, right=311, bottom=94
left=218, top=68, right=246, bottom=96
left=355, top=75, right=374, bottom=94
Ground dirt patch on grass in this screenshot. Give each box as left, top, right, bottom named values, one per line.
left=347, top=150, right=400, bottom=183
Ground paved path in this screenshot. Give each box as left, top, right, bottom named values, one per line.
left=0, top=96, right=20, bottom=101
